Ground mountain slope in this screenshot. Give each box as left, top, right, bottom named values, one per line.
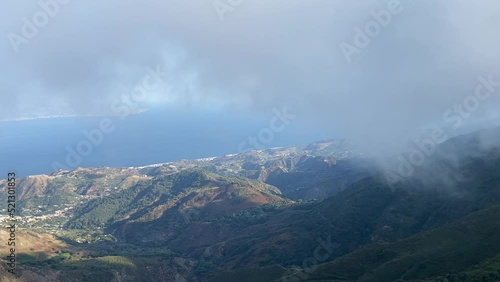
left=2, top=129, right=500, bottom=281
left=288, top=205, right=500, bottom=281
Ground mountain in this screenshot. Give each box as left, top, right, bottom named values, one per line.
left=1, top=130, right=500, bottom=281
left=138, top=139, right=373, bottom=200
left=66, top=170, right=291, bottom=236
left=280, top=205, right=500, bottom=282
left=0, top=139, right=370, bottom=220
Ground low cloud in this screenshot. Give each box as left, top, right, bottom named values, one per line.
left=1, top=0, right=500, bottom=156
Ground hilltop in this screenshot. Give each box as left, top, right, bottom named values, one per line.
left=1, top=130, right=500, bottom=281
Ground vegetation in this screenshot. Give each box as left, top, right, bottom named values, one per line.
left=2, top=129, right=500, bottom=281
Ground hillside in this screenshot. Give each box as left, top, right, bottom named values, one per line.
left=285, top=205, right=500, bottom=281
left=1, top=130, right=500, bottom=281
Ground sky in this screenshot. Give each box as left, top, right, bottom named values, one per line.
left=2, top=0, right=500, bottom=157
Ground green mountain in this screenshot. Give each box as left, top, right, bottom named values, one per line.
left=2, top=130, right=500, bottom=281
left=283, top=205, right=500, bottom=282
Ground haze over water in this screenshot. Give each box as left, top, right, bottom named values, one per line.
left=0, top=108, right=330, bottom=177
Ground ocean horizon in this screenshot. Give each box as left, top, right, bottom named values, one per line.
left=0, top=108, right=330, bottom=177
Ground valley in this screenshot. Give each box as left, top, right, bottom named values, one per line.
left=1, top=131, right=500, bottom=281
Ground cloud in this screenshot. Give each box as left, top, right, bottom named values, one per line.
left=1, top=0, right=500, bottom=155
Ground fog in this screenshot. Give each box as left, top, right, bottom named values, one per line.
left=2, top=0, right=500, bottom=158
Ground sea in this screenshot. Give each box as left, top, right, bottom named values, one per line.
left=0, top=108, right=330, bottom=177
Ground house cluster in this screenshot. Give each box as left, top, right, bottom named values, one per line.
left=0, top=206, right=74, bottom=229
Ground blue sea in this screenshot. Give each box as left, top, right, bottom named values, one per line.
left=0, top=108, right=330, bottom=177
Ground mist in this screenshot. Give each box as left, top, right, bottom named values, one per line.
left=2, top=0, right=500, bottom=159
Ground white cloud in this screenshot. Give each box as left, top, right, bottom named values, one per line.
left=1, top=0, right=500, bottom=155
